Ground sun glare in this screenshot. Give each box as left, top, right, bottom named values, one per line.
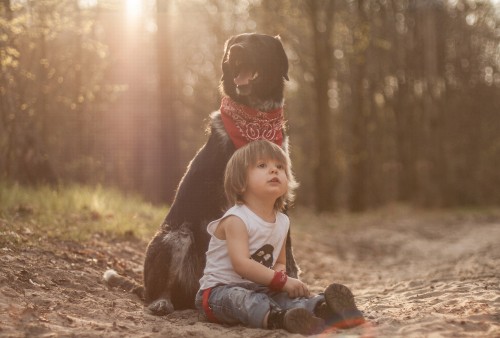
left=126, top=0, right=143, bottom=20
left=79, top=0, right=97, bottom=8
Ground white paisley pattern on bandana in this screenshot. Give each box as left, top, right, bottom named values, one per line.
left=220, top=97, right=285, bottom=149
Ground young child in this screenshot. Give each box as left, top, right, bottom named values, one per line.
left=195, top=140, right=364, bottom=334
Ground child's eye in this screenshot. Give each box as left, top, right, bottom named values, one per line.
left=276, top=164, right=284, bottom=170
left=257, top=162, right=266, bottom=168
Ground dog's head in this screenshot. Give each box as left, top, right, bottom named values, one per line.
left=220, top=33, right=289, bottom=111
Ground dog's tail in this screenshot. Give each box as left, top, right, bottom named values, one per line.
left=103, top=269, right=144, bottom=300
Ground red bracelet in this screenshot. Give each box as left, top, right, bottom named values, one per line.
left=269, top=270, right=287, bottom=291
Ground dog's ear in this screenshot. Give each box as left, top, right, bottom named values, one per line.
left=274, top=35, right=289, bottom=81
left=222, top=36, right=236, bottom=62
left=221, top=36, right=236, bottom=82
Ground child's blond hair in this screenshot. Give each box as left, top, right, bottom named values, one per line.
left=224, top=140, right=298, bottom=211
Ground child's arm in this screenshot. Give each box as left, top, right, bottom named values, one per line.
left=272, top=238, right=287, bottom=272
left=223, top=215, right=309, bottom=298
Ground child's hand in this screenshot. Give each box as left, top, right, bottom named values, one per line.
left=283, top=277, right=310, bottom=298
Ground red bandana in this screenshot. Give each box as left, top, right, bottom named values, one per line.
left=220, top=96, right=285, bottom=149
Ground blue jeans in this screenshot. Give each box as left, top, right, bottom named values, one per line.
left=195, top=282, right=325, bottom=329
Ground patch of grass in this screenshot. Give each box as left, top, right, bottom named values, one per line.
left=0, top=182, right=167, bottom=246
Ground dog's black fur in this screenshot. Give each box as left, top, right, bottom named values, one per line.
left=106, top=33, right=299, bottom=315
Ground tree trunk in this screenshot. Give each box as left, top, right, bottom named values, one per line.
left=306, top=0, right=336, bottom=212
left=348, top=0, right=369, bottom=212
left=0, top=0, right=12, bottom=178
left=0, top=0, right=12, bottom=19
left=156, top=0, right=182, bottom=203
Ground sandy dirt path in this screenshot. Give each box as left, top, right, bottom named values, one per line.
left=1, top=208, right=499, bottom=337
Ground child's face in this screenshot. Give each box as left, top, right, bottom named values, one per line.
left=244, top=157, right=288, bottom=202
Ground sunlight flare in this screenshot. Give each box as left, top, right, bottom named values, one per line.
left=126, top=0, right=143, bottom=21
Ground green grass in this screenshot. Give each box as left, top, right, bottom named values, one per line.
left=0, top=182, right=168, bottom=246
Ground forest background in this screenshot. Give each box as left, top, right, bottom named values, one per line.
left=1, top=0, right=499, bottom=213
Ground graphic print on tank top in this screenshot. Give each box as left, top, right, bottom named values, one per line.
left=250, top=244, right=274, bottom=268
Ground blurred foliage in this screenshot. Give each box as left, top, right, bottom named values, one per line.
left=0, top=0, right=117, bottom=187
left=1, top=0, right=499, bottom=212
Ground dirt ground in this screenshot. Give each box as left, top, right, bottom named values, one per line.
left=1, top=208, right=499, bottom=337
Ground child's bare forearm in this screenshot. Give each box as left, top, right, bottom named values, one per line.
left=272, top=263, right=286, bottom=272
left=233, top=258, right=275, bottom=285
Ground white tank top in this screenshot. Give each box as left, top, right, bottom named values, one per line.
left=199, top=204, right=289, bottom=290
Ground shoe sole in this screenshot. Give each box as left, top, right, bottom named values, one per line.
left=324, top=283, right=365, bottom=329
left=284, top=308, right=325, bottom=335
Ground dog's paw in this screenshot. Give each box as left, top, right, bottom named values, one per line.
left=146, top=298, right=174, bottom=316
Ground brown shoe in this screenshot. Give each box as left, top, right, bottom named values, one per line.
left=283, top=308, right=325, bottom=335
left=322, top=283, right=365, bottom=329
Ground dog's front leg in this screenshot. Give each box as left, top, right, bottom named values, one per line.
left=285, top=229, right=300, bottom=278
left=143, top=229, right=176, bottom=315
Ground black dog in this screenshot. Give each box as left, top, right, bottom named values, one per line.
left=105, top=33, right=299, bottom=315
